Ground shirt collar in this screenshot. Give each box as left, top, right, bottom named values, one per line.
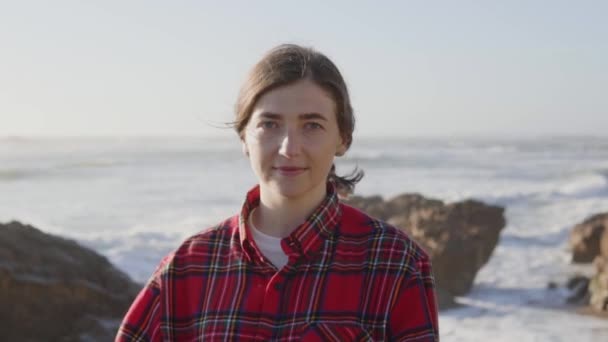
left=238, top=182, right=341, bottom=262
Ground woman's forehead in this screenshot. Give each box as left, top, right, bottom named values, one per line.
left=252, top=80, right=336, bottom=118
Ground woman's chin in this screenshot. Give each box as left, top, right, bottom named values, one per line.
left=264, top=180, right=322, bottom=201
left=271, top=184, right=308, bottom=199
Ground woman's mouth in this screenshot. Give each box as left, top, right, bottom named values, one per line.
left=274, top=167, right=307, bottom=176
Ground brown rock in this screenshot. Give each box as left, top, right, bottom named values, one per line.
left=435, top=286, right=459, bottom=310
left=589, top=255, right=608, bottom=314
left=344, top=192, right=506, bottom=301
left=601, top=226, right=608, bottom=258
left=343, top=195, right=389, bottom=219
left=569, top=213, right=608, bottom=263
left=0, top=221, right=140, bottom=341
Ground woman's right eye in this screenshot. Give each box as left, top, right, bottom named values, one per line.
left=260, top=121, right=278, bottom=129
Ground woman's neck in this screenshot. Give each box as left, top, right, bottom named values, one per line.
left=253, top=184, right=327, bottom=238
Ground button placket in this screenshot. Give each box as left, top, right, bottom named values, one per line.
left=261, top=272, right=285, bottom=313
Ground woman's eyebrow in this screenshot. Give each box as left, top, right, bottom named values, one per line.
left=258, top=112, right=282, bottom=120
left=299, top=113, right=328, bottom=121
left=257, top=112, right=328, bottom=121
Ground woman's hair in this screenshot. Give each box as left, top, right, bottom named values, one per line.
left=233, top=43, right=363, bottom=196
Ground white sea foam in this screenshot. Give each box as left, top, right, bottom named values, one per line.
left=557, top=172, right=608, bottom=197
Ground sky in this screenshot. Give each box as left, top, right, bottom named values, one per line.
left=1, top=1, right=607, bottom=138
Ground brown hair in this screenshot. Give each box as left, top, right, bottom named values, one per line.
left=233, top=44, right=363, bottom=196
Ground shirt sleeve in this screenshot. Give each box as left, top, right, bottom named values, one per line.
left=115, top=255, right=171, bottom=342
left=389, top=255, right=440, bottom=341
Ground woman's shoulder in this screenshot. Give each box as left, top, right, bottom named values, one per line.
left=147, top=214, right=241, bottom=279
left=172, top=214, right=241, bottom=257
left=338, top=203, right=430, bottom=263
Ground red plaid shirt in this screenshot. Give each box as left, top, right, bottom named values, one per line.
left=116, top=183, right=439, bottom=341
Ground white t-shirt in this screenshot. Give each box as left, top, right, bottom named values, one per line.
left=248, top=208, right=289, bottom=269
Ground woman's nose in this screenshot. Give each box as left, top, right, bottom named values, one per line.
left=278, top=129, right=302, bottom=157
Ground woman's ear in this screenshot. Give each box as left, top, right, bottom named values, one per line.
left=336, top=137, right=347, bottom=157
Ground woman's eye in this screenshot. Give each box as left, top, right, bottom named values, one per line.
left=260, top=121, right=278, bottom=129
left=305, top=122, right=323, bottom=130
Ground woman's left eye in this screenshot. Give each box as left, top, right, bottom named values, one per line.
left=305, top=122, right=323, bottom=130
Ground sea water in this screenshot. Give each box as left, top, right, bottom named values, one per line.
left=1, top=136, right=608, bottom=340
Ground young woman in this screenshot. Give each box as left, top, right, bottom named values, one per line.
left=117, top=44, right=439, bottom=341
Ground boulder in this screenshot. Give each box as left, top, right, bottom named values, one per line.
left=565, top=275, right=591, bottom=304
left=602, top=225, right=608, bottom=259
left=344, top=192, right=506, bottom=306
left=569, top=213, right=608, bottom=263
left=589, top=255, right=608, bottom=314
left=0, top=221, right=140, bottom=341
left=567, top=212, right=608, bottom=317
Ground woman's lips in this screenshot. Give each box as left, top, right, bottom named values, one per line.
left=274, top=167, right=307, bottom=176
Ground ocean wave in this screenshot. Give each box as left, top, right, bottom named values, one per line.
left=474, top=171, right=608, bottom=205
left=0, top=169, right=39, bottom=181
left=0, top=159, right=123, bottom=182
left=55, top=160, right=124, bottom=170
left=556, top=172, right=608, bottom=197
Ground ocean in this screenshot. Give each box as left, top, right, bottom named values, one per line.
left=1, top=135, right=608, bottom=340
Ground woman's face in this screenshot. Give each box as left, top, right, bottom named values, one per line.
left=242, top=79, right=347, bottom=204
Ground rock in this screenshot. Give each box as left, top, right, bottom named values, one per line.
left=565, top=275, right=590, bottom=304
left=435, top=287, right=459, bottom=310
left=0, top=221, right=140, bottom=341
left=569, top=212, right=608, bottom=316
left=589, top=255, right=608, bottom=314
left=569, top=213, right=608, bottom=263
left=567, top=275, right=591, bottom=290
left=602, top=227, right=608, bottom=258
left=344, top=192, right=506, bottom=302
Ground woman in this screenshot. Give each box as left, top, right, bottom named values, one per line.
left=117, top=44, right=439, bottom=341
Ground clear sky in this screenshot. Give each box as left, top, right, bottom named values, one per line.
left=1, top=1, right=606, bottom=138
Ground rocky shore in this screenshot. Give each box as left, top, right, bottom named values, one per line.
left=0, top=221, right=140, bottom=341
left=344, top=192, right=506, bottom=309
left=1, top=191, right=506, bottom=340
left=568, top=213, right=608, bottom=315
left=2, top=193, right=606, bottom=340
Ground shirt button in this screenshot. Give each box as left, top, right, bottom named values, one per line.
left=274, top=283, right=282, bottom=291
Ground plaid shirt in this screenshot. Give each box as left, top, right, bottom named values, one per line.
left=116, top=183, right=439, bottom=341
